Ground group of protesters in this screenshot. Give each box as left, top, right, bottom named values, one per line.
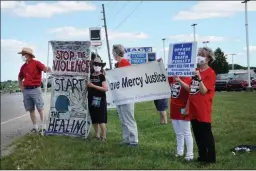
left=17, top=44, right=216, bottom=164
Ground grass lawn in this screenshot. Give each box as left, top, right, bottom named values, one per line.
left=1, top=92, right=256, bottom=169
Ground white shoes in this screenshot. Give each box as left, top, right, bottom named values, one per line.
left=175, top=154, right=194, bottom=161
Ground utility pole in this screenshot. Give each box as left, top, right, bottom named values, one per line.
left=162, top=38, right=166, bottom=67
left=102, top=4, right=112, bottom=69
left=191, top=24, right=197, bottom=41
left=242, top=0, right=251, bottom=89
left=226, top=54, right=236, bottom=71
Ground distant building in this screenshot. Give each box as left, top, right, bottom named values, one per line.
left=228, top=69, right=255, bottom=74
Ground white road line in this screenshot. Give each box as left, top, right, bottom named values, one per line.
left=1, top=113, right=28, bottom=125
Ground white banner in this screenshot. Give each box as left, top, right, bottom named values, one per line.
left=106, top=61, right=171, bottom=105
left=46, top=41, right=91, bottom=138
left=168, top=42, right=197, bottom=77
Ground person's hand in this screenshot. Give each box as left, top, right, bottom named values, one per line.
left=195, top=70, right=202, bottom=80
left=87, top=82, right=95, bottom=88
left=47, top=67, right=51, bottom=73
left=157, top=58, right=163, bottom=62
left=20, top=86, right=24, bottom=92
left=183, top=108, right=189, bottom=116
left=174, top=76, right=181, bottom=82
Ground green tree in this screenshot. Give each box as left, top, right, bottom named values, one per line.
left=210, top=47, right=229, bottom=74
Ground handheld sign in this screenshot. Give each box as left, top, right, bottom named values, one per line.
left=168, top=42, right=197, bottom=77
left=130, top=52, right=147, bottom=65
left=106, top=61, right=171, bottom=105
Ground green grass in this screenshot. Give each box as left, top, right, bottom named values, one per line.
left=1, top=92, right=256, bottom=169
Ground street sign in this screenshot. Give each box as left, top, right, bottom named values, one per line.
left=89, top=27, right=102, bottom=47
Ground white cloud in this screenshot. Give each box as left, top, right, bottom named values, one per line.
left=168, top=34, right=226, bottom=42
left=48, top=26, right=149, bottom=40
left=173, top=1, right=256, bottom=20
left=1, top=39, right=36, bottom=54
left=243, top=46, right=256, bottom=52
left=159, top=47, right=169, bottom=52
left=1, top=1, right=25, bottom=10
left=1, top=1, right=96, bottom=18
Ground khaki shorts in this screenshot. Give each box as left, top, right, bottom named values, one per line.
left=23, top=87, right=44, bottom=111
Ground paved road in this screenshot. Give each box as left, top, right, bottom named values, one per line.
left=1, top=92, right=51, bottom=157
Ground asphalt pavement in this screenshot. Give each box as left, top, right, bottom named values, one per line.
left=1, top=92, right=51, bottom=157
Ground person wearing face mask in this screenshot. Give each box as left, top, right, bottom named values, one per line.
left=112, top=44, right=139, bottom=147
left=18, top=47, right=51, bottom=133
left=175, top=47, right=216, bottom=164
left=87, top=57, right=108, bottom=142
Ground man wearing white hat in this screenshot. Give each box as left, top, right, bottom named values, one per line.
left=18, top=47, right=51, bottom=133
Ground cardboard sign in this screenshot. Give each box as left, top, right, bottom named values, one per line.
left=46, top=41, right=92, bottom=138
left=50, top=41, right=91, bottom=76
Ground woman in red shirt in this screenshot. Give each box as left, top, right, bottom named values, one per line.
left=169, top=77, right=193, bottom=161
left=176, top=47, right=216, bottom=164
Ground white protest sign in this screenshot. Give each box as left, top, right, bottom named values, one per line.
left=106, top=61, right=171, bottom=105
left=50, top=41, right=91, bottom=76
left=46, top=41, right=91, bottom=138
left=106, top=89, right=116, bottom=109
left=168, top=42, right=197, bottom=76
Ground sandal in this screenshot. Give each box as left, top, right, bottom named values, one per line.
left=95, top=136, right=101, bottom=140
left=100, top=136, right=107, bottom=142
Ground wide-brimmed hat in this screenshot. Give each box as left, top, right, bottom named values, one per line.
left=93, top=57, right=106, bottom=67
left=18, top=47, right=35, bottom=58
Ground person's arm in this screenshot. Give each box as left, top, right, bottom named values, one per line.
left=87, top=75, right=108, bottom=92
left=195, top=70, right=216, bottom=95
left=91, top=81, right=108, bottom=92
left=37, top=61, right=51, bottom=73
left=18, top=71, right=24, bottom=91
left=175, top=77, right=190, bottom=92
left=183, top=100, right=190, bottom=116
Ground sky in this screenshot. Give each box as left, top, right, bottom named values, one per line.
left=1, top=1, right=256, bottom=81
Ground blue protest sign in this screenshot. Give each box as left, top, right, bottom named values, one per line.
left=167, top=42, right=197, bottom=77
left=130, top=53, right=147, bottom=64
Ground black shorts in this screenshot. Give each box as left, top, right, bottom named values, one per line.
left=154, top=99, right=168, bottom=112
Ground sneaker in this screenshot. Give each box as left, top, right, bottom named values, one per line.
left=128, top=143, right=138, bottom=147
left=30, top=128, right=39, bottom=133
left=100, top=137, right=107, bottom=143
left=39, top=129, right=46, bottom=134
left=120, top=141, right=129, bottom=145
left=175, top=154, right=183, bottom=158
left=185, top=156, right=194, bottom=161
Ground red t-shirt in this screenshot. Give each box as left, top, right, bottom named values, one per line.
left=169, top=77, right=192, bottom=121
left=118, top=58, right=131, bottom=68
left=189, top=67, right=216, bottom=123
left=18, top=59, right=46, bottom=87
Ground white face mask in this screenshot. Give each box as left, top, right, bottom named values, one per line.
left=21, top=55, right=27, bottom=62
left=94, top=66, right=101, bottom=72
left=197, top=56, right=206, bottom=65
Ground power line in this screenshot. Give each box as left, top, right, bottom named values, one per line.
left=112, top=1, right=130, bottom=20
left=112, top=1, right=143, bottom=31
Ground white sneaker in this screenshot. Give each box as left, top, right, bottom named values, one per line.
left=175, top=154, right=183, bottom=157
left=185, top=155, right=194, bottom=161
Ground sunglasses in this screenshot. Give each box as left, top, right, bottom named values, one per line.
left=93, top=62, right=102, bottom=66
